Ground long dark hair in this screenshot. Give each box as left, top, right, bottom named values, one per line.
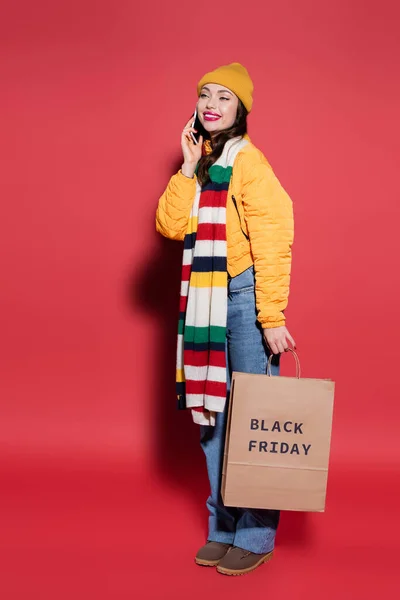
left=196, top=100, right=248, bottom=186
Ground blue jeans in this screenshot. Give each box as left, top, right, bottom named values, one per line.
left=200, top=266, right=280, bottom=554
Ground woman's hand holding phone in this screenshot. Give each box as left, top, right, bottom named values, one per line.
left=181, top=116, right=203, bottom=178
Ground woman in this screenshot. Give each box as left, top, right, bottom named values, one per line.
left=156, top=62, right=295, bottom=576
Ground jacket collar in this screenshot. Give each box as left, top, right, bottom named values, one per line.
left=203, top=133, right=251, bottom=156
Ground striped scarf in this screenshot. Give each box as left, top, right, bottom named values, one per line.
left=176, top=137, right=249, bottom=426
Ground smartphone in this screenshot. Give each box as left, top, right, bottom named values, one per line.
left=190, top=109, right=199, bottom=144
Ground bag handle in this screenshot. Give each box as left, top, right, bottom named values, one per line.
left=267, top=348, right=301, bottom=379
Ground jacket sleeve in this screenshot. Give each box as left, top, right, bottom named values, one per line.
left=241, top=157, right=294, bottom=329
left=156, top=170, right=197, bottom=241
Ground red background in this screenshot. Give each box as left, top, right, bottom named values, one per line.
left=1, top=1, right=399, bottom=598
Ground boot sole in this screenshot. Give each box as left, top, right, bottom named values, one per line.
left=216, top=550, right=274, bottom=576
left=195, top=557, right=221, bottom=567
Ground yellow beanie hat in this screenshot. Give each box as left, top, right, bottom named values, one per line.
left=197, top=62, right=254, bottom=113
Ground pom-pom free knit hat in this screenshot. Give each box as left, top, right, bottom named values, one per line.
left=197, top=62, right=254, bottom=113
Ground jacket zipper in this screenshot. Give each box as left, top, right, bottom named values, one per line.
left=231, top=195, right=249, bottom=241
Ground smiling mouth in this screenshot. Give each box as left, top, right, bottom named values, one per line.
left=203, top=112, right=221, bottom=121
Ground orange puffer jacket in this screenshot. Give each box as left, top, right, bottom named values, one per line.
left=156, top=139, right=294, bottom=329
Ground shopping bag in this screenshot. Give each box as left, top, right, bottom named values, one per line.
left=221, top=350, right=334, bottom=511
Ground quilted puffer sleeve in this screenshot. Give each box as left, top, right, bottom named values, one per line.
left=241, top=156, right=294, bottom=328
left=156, top=170, right=197, bottom=241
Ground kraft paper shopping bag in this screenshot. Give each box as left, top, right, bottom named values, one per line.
left=221, top=350, right=334, bottom=511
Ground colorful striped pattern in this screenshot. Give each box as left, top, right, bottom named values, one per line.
left=176, top=137, right=249, bottom=426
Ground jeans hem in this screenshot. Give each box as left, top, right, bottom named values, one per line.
left=207, top=534, right=235, bottom=545
left=232, top=540, right=275, bottom=555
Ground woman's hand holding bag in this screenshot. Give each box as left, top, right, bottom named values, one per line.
left=263, top=326, right=296, bottom=355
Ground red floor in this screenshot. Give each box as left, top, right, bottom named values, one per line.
left=0, top=454, right=398, bottom=599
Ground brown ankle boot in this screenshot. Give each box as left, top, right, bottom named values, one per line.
left=216, top=546, right=274, bottom=576
left=195, top=541, right=232, bottom=566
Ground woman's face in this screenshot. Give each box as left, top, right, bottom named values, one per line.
left=197, top=83, right=239, bottom=135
